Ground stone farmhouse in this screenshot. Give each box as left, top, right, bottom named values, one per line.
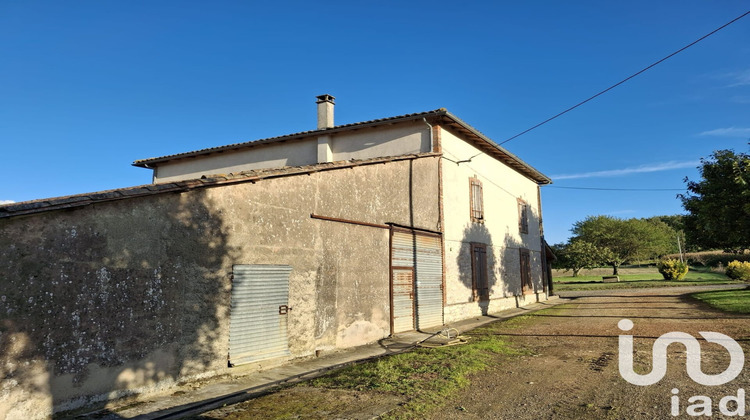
left=0, top=95, right=552, bottom=418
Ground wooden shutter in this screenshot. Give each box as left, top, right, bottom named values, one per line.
left=518, top=199, right=529, bottom=234
left=470, top=177, right=484, bottom=222
left=471, top=243, right=489, bottom=300
left=520, top=249, right=533, bottom=293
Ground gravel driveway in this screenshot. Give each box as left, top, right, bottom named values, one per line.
left=430, top=285, right=750, bottom=419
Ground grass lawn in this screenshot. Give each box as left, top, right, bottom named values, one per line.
left=308, top=327, right=525, bottom=419
left=691, top=289, right=750, bottom=313
left=553, top=266, right=744, bottom=291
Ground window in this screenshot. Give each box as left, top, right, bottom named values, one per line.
left=470, top=177, right=483, bottom=222
left=518, top=199, right=529, bottom=234
left=520, top=249, right=533, bottom=293
left=471, top=243, right=489, bottom=301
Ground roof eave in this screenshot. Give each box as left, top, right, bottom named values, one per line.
left=440, top=111, right=552, bottom=185
left=131, top=107, right=551, bottom=185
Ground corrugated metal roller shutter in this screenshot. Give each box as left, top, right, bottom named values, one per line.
left=414, top=233, right=443, bottom=330
left=229, top=265, right=291, bottom=366
left=390, top=229, right=444, bottom=332
left=391, top=231, right=415, bottom=268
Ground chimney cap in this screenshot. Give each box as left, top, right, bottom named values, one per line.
left=316, top=94, right=335, bottom=104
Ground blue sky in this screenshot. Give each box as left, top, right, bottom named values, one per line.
left=1, top=1, right=748, bottom=244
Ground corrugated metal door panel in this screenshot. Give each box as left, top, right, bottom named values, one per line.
left=415, top=234, right=443, bottom=330
left=229, top=264, right=292, bottom=366
left=391, top=231, right=415, bottom=268
left=392, top=268, right=415, bottom=333
left=390, top=229, right=444, bottom=332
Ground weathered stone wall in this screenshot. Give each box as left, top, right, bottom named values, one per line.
left=0, top=155, right=439, bottom=419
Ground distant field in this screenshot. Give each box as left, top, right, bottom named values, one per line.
left=665, top=250, right=750, bottom=267
left=552, top=266, right=744, bottom=291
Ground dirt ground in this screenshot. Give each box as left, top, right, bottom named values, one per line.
left=198, top=286, right=750, bottom=419
left=432, top=287, right=750, bottom=419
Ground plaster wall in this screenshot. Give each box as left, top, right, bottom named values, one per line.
left=151, top=122, right=432, bottom=183
left=330, top=121, right=430, bottom=161
left=0, top=156, right=439, bottom=419
left=153, top=138, right=319, bottom=182
left=439, top=127, right=547, bottom=323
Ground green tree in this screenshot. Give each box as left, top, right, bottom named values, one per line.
left=552, top=240, right=604, bottom=277
left=571, top=215, right=678, bottom=275
left=648, top=215, right=685, bottom=233
left=680, top=149, right=750, bottom=253
left=647, top=215, right=692, bottom=252
left=633, top=218, right=679, bottom=261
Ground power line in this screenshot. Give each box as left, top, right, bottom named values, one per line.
left=499, top=9, right=750, bottom=146
left=548, top=186, right=684, bottom=191
left=441, top=153, right=521, bottom=199
left=443, top=152, right=687, bottom=193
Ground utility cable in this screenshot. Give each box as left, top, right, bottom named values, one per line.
left=441, top=151, right=523, bottom=199
left=499, top=9, right=750, bottom=145
left=548, top=186, right=684, bottom=191
left=443, top=151, right=686, bottom=192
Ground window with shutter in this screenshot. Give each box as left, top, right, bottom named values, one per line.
left=518, top=199, right=529, bottom=234
left=470, top=177, right=483, bottom=223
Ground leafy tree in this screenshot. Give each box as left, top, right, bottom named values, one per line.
left=552, top=240, right=604, bottom=277
left=633, top=218, right=679, bottom=261
left=648, top=215, right=685, bottom=233
left=571, top=215, right=678, bottom=275
left=680, top=149, right=750, bottom=253
left=647, top=215, right=691, bottom=251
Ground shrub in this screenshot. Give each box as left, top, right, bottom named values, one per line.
left=658, top=258, right=689, bottom=280
left=726, top=261, right=750, bottom=281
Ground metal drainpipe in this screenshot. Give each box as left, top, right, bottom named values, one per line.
left=412, top=118, right=436, bottom=332
left=144, top=163, right=156, bottom=184
left=422, top=118, right=434, bottom=152
left=423, top=116, right=442, bottom=233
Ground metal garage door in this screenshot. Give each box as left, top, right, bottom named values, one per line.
left=228, top=264, right=292, bottom=366
left=414, top=233, right=443, bottom=330
left=390, top=229, right=444, bottom=332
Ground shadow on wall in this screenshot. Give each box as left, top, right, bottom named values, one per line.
left=455, top=223, right=528, bottom=315
left=501, top=232, right=528, bottom=300
left=0, top=190, right=239, bottom=418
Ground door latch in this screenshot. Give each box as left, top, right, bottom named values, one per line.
left=279, top=305, right=292, bottom=315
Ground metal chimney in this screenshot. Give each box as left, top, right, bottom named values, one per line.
left=316, top=94, right=335, bottom=129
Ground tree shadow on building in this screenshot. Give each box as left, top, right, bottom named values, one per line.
left=0, top=189, right=239, bottom=418
left=501, top=231, right=532, bottom=304
left=455, top=223, right=531, bottom=316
